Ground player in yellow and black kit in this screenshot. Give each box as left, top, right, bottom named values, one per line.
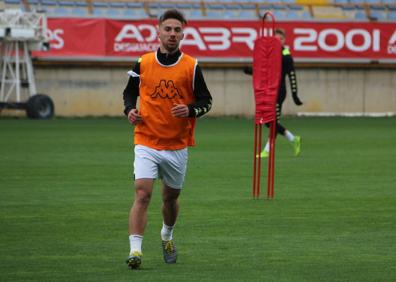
left=244, top=28, right=303, bottom=157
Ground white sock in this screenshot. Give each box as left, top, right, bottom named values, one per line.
left=264, top=141, right=270, bottom=152
left=285, top=130, right=295, bottom=142
left=161, top=222, right=175, bottom=241
left=129, top=234, right=143, bottom=254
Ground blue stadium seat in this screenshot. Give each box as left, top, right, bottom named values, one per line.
left=355, top=5, right=365, bottom=11
left=42, top=0, right=57, bottom=5
left=126, top=2, right=144, bottom=8
left=72, top=2, right=88, bottom=16
left=176, top=3, right=193, bottom=10
left=370, top=10, right=386, bottom=21
left=207, top=3, right=225, bottom=9
left=223, top=10, right=236, bottom=19
left=241, top=3, right=256, bottom=9
left=386, top=4, right=396, bottom=11
left=334, top=0, right=349, bottom=3
left=5, top=0, right=22, bottom=10
left=58, top=1, right=74, bottom=6
left=272, top=3, right=287, bottom=10
left=92, top=2, right=108, bottom=17
left=27, top=0, right=41, bottom=12
left=341, top=4, right=364, bottom=19
left=40, top=0, right=57, bottom=14
left=239, top=9, right=257, bottom=19
left=388, top=11, right=396, bottom=20
left=206, top=8, right=223, bottom=19
left=56, top=1, right=75, bottom=16
left=285, top=11, right=300, bottom=20
left=123, top=10, right=145, bottom=19
left=207, top=3, right=225, bottom=15
left=273, top=10, right=286, bottom=20
left=53, top=7, right=70, bottom=16
left=341, top=5, right=356, bottom=11
left=148, top=2, right=160, bottom=17
left=289, top=4, right=304, bottom=11
left=124, top=2, right=146, bottom=19
left=159, top=3, right=177, bottom=10
left=259, top=4, right=272, bottom=11
left=106, top=2, right=126, bottom=19
left=370, top=5, right=386, bottom=11
left=354, top=11, right=367, bottom=20
left=175, top=3, right=194, bottom=18
left=106, top=10, right=121, bottom=18
left=189, top=9, right=203, bottom=19
left=239, top=2, right=257, bottom=16
left=223, top=5, right=241, bottom=19
left=109, top=2, right=126, bottom=9
left=301, top=11, right=312, bottom=19
left=350, top=0, right=365, bottom=4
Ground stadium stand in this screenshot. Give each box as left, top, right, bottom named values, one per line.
left=122, top=2, right=145, bottom=18
left=4, top=0, right=22, bottom=10
left=72, top=1, right=88, bottom=16
left=223, top=4, right=241, bottom=19
left=1, top=0, right=394, bottom=119
left=238, top=4, right=257, bottom=19
left=2, top=0, right=396, bottom=21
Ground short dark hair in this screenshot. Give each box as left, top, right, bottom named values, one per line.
left=275, top=28, right=285, bottom=37
left=159, top=9, right=187, bottom=25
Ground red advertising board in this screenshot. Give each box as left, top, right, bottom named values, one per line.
left=35, top=18, right=107, bottom=58
left=34, top=18, right=396, bottom=63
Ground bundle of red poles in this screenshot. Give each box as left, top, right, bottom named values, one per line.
left=252, top=121, right=275, bottom=199
left=251, top=11, right=281, bottom=199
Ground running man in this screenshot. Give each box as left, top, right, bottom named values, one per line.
left=123, top=9, right=212, bottom=269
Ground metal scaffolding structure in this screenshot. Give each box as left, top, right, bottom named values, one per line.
left=0, top=9, right=53, bottom=118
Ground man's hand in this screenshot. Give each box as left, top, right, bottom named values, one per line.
left=127, top=109, right=142, bottom=125
left=171, top=104, right=189, bottom=118
left=293, top=96, right=303, bottom=106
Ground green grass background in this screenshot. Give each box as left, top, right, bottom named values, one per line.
left=0, top=117, right=395, bottom=281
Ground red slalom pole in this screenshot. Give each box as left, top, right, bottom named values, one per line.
left=252, top=123, right=263, bottom=198
left=251, top=11, right=282, bottom=200
left=253, top=124, right=258, bottom=198
left=267, top=121, right=276, bottom=198
left=257, top=124, right=262, bottom=197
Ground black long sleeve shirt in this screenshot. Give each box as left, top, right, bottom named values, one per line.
left=279, top=47, right=298, bottom=105
left=123, top=49, right=212, bottom=118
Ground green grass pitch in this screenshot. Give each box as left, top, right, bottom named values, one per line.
left=0, top=117, right=395, bottom=281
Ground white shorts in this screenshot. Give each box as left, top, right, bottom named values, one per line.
left=133, top=145, right=188, bottom=189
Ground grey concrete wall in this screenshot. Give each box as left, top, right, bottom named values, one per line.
left=35, top=66, right=127, bottom=116
left=207, top=68, right=396, bottom=116
left=3, top=66, right=395, bottom=117
left=292, top=69, right=396, bottom=115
